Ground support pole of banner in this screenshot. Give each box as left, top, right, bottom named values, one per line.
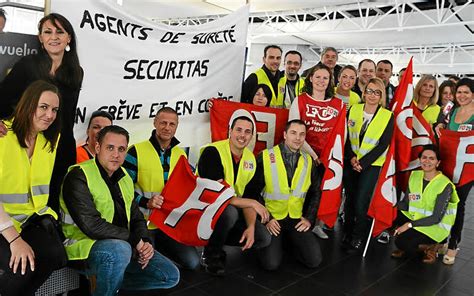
left=44, top=0, right=50, bottom=15
left=363, top=219, right=375, bottom=258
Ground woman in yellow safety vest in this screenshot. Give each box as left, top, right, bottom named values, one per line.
left=334, top=65, right=361, bottom=109
left=0, top=80, right=67, bottom=296
left=342, top=77, right=394, bottom=252
left=391, top=145, right=459, bottom=264
left=413, top=75, right=440, bottom=125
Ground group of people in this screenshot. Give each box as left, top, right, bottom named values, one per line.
left=240, top=44, right=473, bottom=265
left=0, top=12, right=472, bottom=296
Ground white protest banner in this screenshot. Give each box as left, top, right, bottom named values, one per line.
left=51, top=0, right=249, bottom=163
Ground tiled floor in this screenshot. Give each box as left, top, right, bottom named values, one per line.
left=81, top=197, right=474, bottom=296
left=161, top=197, right=474, bottom=296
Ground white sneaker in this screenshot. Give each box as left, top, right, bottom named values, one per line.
left=312, top=225, right=329, bottom=239
left=376, top=231, right=390, bottom=244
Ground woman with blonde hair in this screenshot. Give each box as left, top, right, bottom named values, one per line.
left=342, top=77, right=394, bottom=251
left=413, top=75, right=440, bottom=124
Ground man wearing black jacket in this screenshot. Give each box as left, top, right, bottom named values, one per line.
left=241, top=45, right=282, bottom=104
left=60, top=125, right=179, bottom=295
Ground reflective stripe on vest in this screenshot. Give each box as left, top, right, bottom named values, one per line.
left=401, top=170, right=459, bottom=242
left=262, top=146, right=312, bottom=220
left=0, top=128, right=58, bottom=231
left=60, top=159, right=134, bottom=260
left=348, top=104, right=392, bottom=167
left=134, top=141, right=186, bottom=229
left=202, top=139, right=256, bottom=197
left=275, top=76, right=305, bottom=108
left=255, top=68, right=277, bottom=103
left=0, top=193, right=29, bottom=204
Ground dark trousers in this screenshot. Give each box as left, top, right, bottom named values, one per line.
left=448, top=182, right=473, bottom=249
left=0, top=225, right=66, bottom=296
left=204, top=205, right=271, bottom=256
left=258, top=217, right=322, bottom=271
left=343, top=165, right=381, bottom=240
left=393, top=213, right=437, bottom=256
left=151, top=229, right=200, bottom=270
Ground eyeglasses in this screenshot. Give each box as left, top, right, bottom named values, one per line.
left=365, top=88, right=382, bottom=97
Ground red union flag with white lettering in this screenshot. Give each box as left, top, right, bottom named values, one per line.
left=149, top=156, right=234, bottom=246
left=408, top=106, right=437, bottom=167
left=439, top=129, right=474, bottom=187
left=210, top=99, right=289, bottom=155
left=391, top=58, right=414, bottom=176
left=368, top=137, right=398, bottom=237
left=317, top=105, right=346, bottom=228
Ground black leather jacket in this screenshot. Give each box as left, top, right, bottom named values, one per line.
left=62, top=159, right=150, bottom=248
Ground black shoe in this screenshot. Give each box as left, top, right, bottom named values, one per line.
left=201, top=251, right=226, bottom=276
left=340, top=234, right=352, bottom=249
left=348, top=238, right=363, bottom=253
left=322, top=223, right=334, bottom=232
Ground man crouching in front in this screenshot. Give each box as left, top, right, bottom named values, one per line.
left=60, top=125, right=179, bottom=295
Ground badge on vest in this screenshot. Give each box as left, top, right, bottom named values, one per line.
left=458, top=124, right=472, bottom=132
left=269, top=152, right=276, bottom=164
left=243, top=160, right=254, bottom=170
left=348, top=119, right=355, bottom=127
left=408, top=193, right=421, bottom=202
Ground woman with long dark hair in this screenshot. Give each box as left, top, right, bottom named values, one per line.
left=0, top=13, right=83, bottom=211
left=0, top=80, right=67, bottom=296
left=434, top=78, right=474, bottom=265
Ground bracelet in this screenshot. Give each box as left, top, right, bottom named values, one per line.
left=8, top=234, right=21, bottom=244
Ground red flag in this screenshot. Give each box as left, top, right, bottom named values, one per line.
left=210, top=99, right=289, bottom=155
left=149, top=156, right=234, bottom=246
left=367, top=137, right=398, bottom=237
left=439, top=129, right=474, bottom=187
left=409, top=106, right=436, bottom=169
left=391, top=58, right=414, bottom=175
left=317, top=104, right=346, bottom=227
left=390, top=58, right=417, bottom=191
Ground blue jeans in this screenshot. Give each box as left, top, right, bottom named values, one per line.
left=80, top=239, right=179, bottom=296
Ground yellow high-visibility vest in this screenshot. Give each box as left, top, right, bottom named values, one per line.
left=0, top=127, right=58, bottom=231
left=199, top=139, right=256, bottom=197
left=274, top=76, right=305, bottom=108
left=134, top=140, right=186, bottom=229
left=255, top=68, right=277, bottom=104
left=60, top=159, right=134, bottom=260
left=348, top=104, right=392, bottom=167
left=413, top=101, right=441, bottom=124
left=262, top=146, right=312, bottom=220
left=402, top=170, right=459, bottom=242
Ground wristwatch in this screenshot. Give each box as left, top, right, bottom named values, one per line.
left=407, top=222, right=413, bottom=228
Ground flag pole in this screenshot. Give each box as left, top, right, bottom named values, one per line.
left=363, top=218, right=375, bottom=257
